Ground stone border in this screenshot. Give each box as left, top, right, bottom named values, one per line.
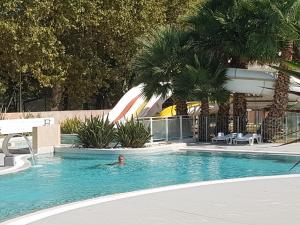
left=54, top=143, right=188, bottom=155
left=182, top=146, right=300, bottom=156
left=0, top=155, right=31, bottom=176
left=1, top=174, right=300, bottom=225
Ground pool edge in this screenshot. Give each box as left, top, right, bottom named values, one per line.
left=2, top=173, right=300, bottom=225
left=0, top=155, right=31, bottom=176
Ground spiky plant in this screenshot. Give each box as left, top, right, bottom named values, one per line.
left=116, top=117, right=151, bottom=148
left=78, top=116, right=116, bottom=148
left=61, top=117, right=83, bottom=134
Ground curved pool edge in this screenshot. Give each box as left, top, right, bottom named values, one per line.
left=0, top=155, right=31, bottom=176
left=2, top=173, right=300, bottom=225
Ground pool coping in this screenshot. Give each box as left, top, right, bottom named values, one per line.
left=1, top=173, right=300, bottom=225
left=54, top=142, right=189, bottom=155
left=182, top=147, right=300, bottom=156
left=0, top=155, right=31, bottom=176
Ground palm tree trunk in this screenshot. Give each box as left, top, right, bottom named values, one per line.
left=216, top=102, right=230, bottom=134
left=199, top=96, right=209, bottom=141
left=233, top=93, right=247, bottom=133
left=230, top=59, right=248, bottom=133
left=173, top=96, right=188, bottom=116
left=263, top=42, right=293, bottom=141
left=200, top=97, right=209, bottom=117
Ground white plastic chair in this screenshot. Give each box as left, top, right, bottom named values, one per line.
left=211, top=132, right=225, bottom=143
left=233, top=133, right=254, bottom=145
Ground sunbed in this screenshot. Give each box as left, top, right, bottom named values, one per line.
left=212, top=132, right=237, bottom=144
left=232, top=133, right=262, bottom=145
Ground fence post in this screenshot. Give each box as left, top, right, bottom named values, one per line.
left=179, top=116, right=183, bottom=140
left=285, top=116, right=288, bottom=143
left=192, top=116, right=196, bottom=139
left=237, top=117, right=240, bottom=133
left=150, top=118, right=153, bottom=143
left=260, top=116, right=263, bottom=141
left=166, top=117, right=169, bottom=141
left=297, top=116, right=299, bottom=142
left=205, top=117, right=208, bottom=142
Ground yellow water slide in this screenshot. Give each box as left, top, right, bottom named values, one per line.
left=159, top=102, right=201, bottom=117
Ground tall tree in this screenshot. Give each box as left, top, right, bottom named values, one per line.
left=185, top=53, right=227, bottom=140
left=187, top=0, right=253, bottom=133
left=134, top=27, right=193, bottom=115
left=0, top=0, right=199, bottom=111
left=262, top=0, right=300, bottom=141
left=187, top=0, right=300, bottom=135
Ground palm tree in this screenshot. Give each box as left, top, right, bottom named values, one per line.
left=134, top=27, right=193, bottom=115
left=262, top=0, right=300, bottom=141
left=185, top=53, right=227, bottom=140
left=187, top=0, right=300, bottom=136
left=186, top=0, right=254, bottom=133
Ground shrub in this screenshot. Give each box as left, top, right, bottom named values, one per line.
left=61, top=117, right=83, bottom=134
left=116, top=117, right=151, bottom=148
left=78, top=116, right=116, bottom=148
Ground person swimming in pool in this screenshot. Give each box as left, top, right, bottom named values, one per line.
left=107, top=154, right=126, bottom=166
left=90, top=155, right=126, bottom=169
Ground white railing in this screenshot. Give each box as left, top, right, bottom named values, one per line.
left=139, top=116, right=194, bottom=142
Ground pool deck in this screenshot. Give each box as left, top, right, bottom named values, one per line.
left=4, top=175, right=300, bottom=225
left=184, top=142, right=300, bottom=155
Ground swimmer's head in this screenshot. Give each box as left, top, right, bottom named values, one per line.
left=118, top=155, right=125, bottom=164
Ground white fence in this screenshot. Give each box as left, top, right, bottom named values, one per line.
left=139, top=116, right=194, bottom=142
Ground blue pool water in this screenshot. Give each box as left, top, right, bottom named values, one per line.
left=0, top=151, right=300, bottom=222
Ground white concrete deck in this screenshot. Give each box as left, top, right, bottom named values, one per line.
left=3, top=175, right=300, bottom=225
left=184, top=142, right=300, bottom=155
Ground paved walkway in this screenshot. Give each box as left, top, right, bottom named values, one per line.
left=185, top=143, right=300, bottom=155
left=24, top=176, right=300, bottom=225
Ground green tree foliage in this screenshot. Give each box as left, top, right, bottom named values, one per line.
left=134, top=26, right=227, bottom=116
left=134, top=27, right=194, bottom=115
left=0, top=0, right=199, bottom=111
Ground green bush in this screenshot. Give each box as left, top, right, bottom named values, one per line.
left=116, top=117, right=151, bottom=148
left=78, top=116, right=116, bottom=148
left=61, top=117, right=83, bottom=134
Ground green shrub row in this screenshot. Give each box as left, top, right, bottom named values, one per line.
left=61, top=117, right=82, bottom=134
left=60, top=116, right=151, bottom=148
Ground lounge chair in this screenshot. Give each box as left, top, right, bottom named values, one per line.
left=252, top=133, right=262, bottom=143
left=226, top=133, right=237, bottom=144
left=212, top=132, right=236, bottom=144
left=211, top=132, right=225, bottom=143
left=233, top=133, right=262, bottom=145
left=232, top=133, right=253, bottom=145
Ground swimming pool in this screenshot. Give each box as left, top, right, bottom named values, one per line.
left=0, top=151, right=300, bottom=222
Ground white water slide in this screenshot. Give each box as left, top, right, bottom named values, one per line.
left=108, top=68, right=300, bottom=122
left=108, top=84, right=166, bottom=122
